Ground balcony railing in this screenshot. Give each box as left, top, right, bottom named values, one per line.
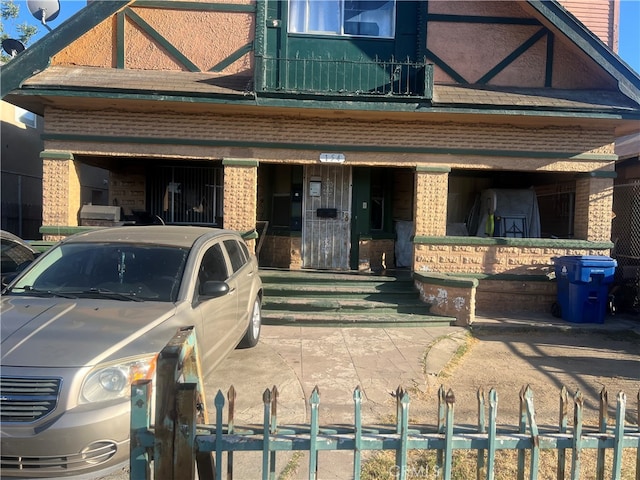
left=255, top=55, right=433, bottom=100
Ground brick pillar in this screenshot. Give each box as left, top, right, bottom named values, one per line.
left=40, top=151, right=81, bottom=235
left=223, top=158, right=258, bottom=249
left=414, top=166, right=450, bottom=237
left=574, top=174, right=615, bottom=242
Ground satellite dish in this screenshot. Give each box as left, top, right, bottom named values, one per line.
left=27, top=0, right=60, bottom=31
left=2, top=38, right=26, bottom=57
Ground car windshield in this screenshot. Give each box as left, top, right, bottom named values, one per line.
left=8, top=242, right=189, bottom=302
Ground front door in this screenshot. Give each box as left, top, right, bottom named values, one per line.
left=302, top=165, right=351, bottom=270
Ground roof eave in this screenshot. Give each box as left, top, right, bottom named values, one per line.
left=0, top=0, right=133, bottom=99
left=526, top=0, right=640, bottom=106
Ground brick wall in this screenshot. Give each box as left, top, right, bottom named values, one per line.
left=222, top=160, right=257, bottom=232
left=414, top=169, right=448, bottom=236
left=414, top=243, right=609, bottom=276
left=574, top=177, right=614, bottom=242
left=42, top=155, right=81, bottom=239
left=110, top=168, right=145, bottom=215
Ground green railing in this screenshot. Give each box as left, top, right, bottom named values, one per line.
left=130, top=327, right=640, bottom=480
left=255, top=55, right=433, bottom=100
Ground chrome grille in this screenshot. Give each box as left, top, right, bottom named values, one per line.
left=0, top=376, right=61, bottom=422
left=0, top=441, right=117, bottom=471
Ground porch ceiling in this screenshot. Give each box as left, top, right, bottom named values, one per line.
left=6, top=65, right=640, bottom=135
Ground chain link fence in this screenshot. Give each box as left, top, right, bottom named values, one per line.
left=611, top=180, right=640, bottom=313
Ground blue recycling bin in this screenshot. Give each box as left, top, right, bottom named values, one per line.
left=553, top=256, right=617, bottom=323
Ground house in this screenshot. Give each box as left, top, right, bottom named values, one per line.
left=1, top=0, right=639, bottom=324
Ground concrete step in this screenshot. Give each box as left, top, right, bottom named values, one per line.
left=260, top=269, right=454, bottom=326
left=261, top=310, right=455, bottom=327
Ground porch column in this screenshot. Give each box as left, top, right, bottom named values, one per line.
left=222, top=158, right=258, bottom=249
left=414, top=166, right=450, bottom=237
left=40, top=151, right=81, bottom=240
left=574, top=173, right=615, bottom=242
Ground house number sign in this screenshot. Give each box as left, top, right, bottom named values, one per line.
left=319, top=153, right=345, bottom=163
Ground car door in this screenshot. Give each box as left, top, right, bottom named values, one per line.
left=222, top=238, right=254, bottom=339
left=193, top=241, right=238, bottom=371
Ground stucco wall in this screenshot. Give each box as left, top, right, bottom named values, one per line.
left=52, top=2, right=254, bottom=74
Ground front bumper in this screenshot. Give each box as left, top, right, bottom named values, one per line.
left=1, top=400, right=130, bottom=478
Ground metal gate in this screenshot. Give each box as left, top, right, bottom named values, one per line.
left=611, top=180, right=640, bottom=312
left=302, top=165, right=351, bottom=270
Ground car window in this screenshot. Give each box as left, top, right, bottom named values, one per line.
left=1, top=237, right=35, bottom=273
left=223, top=239, right=246, bottom=273
left=199, top=243, right=228, bottom=283
left=11, top=243, right=187, bottom=302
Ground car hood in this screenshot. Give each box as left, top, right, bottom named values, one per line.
left=0, top=296, right=177, bottom=368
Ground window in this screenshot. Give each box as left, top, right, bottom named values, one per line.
left=200, top=243, right=228, bottom=283
left=289, top=0, right=395, bottom=38
left=224, top=239, right=247, bottom=273
left=14, top=107, right=37, bottom=129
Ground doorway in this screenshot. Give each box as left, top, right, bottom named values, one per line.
left=302, top=165, right=352, bottom=270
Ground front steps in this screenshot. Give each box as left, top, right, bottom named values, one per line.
left=260, top=269, right=455, bottom=327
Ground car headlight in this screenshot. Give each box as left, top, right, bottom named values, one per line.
left=80, top=355, right=157, bottom=404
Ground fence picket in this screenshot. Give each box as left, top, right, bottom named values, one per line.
left=517, top=386, right=527, bottom=480
left=611, top=391, right=626, bottom=479
left=486, top=388, right=498, bottom=480
left=214, top=390, right=225, bottom=480
left=571, top=390, right=584, bottom=480
left=557, top=386, right=569, bottom=479
left=309, top=387, right=320, bottom=480
left=262, top=389, right=271, bottom=480
left=353, top=387, right=363, bottom=479
left=523, top=385, right=539, bottom=479
left=596, top=388, right=609, bottom=480
left=477, top=388, right=486, bottom=480
left=130, top=327, right=640, bottom=480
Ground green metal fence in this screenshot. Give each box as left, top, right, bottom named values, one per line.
left=130, top=327, right=640, bottom=480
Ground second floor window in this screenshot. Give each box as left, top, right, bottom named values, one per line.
left=289, top=0, right=395, bottom=38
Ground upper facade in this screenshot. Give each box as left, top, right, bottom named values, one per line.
left=2, top=0, right=638, bottom=137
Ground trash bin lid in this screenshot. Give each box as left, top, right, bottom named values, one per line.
left=553, top=255, right=616, bottom=267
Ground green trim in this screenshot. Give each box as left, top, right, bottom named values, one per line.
left=526, top=1, right=640, bottom=105
left=1, top=1, right=132, bottom=98
left=38, top=133, right=621, bottom=161
left=576, top=171, right=617, bottom=179
left=424, top=48, right=467, bottom=84
left=209, top=42, right=253, bottom=72
left=132, top=1, right=255, bottom=12
left=123, top=8, right=200, bottom=72
left=416, top=165, right=451, bottom=173
left=413, top=235, right=614, bottom=250
left=40, top=225, right=103, bottom=236
left=222, top=158, right=259, bottom=167
left=39, top=151, right=74, bottom=160
left=117, top=12, right=126, bottom=69
left=28, top=241, right=56, bottom=253
left=427, top=14, right=542, bottom=26
left=477, top=28, right=548, bottom=85
left=242, top=229, right=259, bottom=240
left=545, top=32, right=554, bottom=87
left=413, top=272, right=479, bottom=289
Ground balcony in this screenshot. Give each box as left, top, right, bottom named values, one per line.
left=255, top=55, right=433, bottom=101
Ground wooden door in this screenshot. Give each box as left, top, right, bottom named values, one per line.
left=302, top=165, right=351, bottom=270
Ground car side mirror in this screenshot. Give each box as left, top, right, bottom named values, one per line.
left=199, top=280, right=230, bottom=299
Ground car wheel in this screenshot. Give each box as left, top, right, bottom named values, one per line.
left=239, top=296, right=261, bottom=348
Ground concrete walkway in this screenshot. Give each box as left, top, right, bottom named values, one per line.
left=202, top=312, right=640, bottom=479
